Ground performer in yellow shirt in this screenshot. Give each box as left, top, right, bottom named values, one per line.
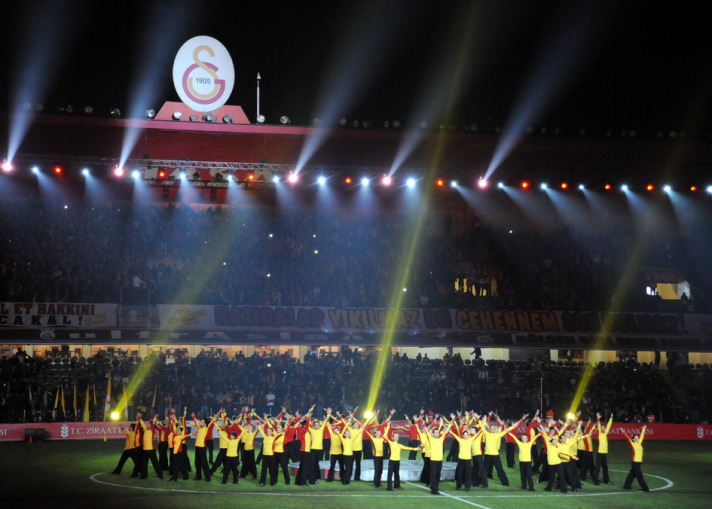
left=384, top=430, right=419, bottom=491
left=540, top=427, right=577, bottom=494
left=483, top=413, right=527, bottom=487
left=622, top=426, right=649, bottom=492
left=507, top=431, right=540, bottom=491
left=365, top=425, right=388, bottom=488
left=110, top=423, right=137, bottom=475
left=217, top=428, right=241, bottom=485
left=449, top=427, right=476, bottom=491
left=325, top=419, right=344, bottom=483
left=592, top=412, right=614, bottom=485
left=426, top=421, right=447, bottom=495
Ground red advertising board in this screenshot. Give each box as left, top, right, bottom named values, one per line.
left=1, top=421, right=712, bottom=442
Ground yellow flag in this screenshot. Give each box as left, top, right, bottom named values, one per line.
left=152, top=384, right=157, bottom=409
left=83, top=386, right=90, bottom=422
left=52, top=386, right=60, bottom=420
left=60, top=385, right=66, bottom=417
left=28, top=387, right=34, bottom=422
left=123, top=383, right=129, bottom=420
left=73, top=384, right=78, bottom=419
left=104, top=373, right=112, bottom=421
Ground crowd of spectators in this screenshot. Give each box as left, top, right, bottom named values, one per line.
left=1, top=346, right=709, bottom=425
left=0, top=199, right=710, bottom=312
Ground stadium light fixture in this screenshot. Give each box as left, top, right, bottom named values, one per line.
left=172, top=111, right=182, bottom=120
left=287, top=173, right=298, bottom=184
left=381, top=175, right=392, bottom=186
left=81, top=168, right=90, bottom=176
left=497, top=182, right=504, bottom=189
left=477, top=178, right=488, bottom=189
left=110, top=108, right=121, bottom=118
left=1, top=161, right=12, bottom=172
left=257, top=115, right=266, bottom=124
left=450, top=180, right=458, bottom=188
left=317, top=175, right=327, bottom=185
left=361, top=177, right=370, bottom=186
left=540, top=182, right=548, bottom=190
left=280, top=116, right=290, bottom=125
left=145, top=109, right=155, bottom=119
left=406, top=177, right=416, bottom=188
left=621, top=184, right=628, bottom=191
left=663, top=185, right=672, bottom=193
left=113, top=166, right=124, bottom=178
left=131, top=170, right=140, bottom=180
left=31, top=166, right=40, bottom=174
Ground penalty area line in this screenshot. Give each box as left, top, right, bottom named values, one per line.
left=405, top=481, right=493, bottom=509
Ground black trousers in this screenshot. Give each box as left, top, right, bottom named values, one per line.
left=112, top=448, right=137, bottom=474
left=419, top=457, right=431, bottom=485
left=429, top=459, right=443, bottom=494
left=276, top=452, right=291, bottom=484
left=169, top=450, right=190, bottom=481
left=140, top=448, right=163, bottom=478
left=131, top=449, right=144, bottom=477
left=506, top=442, right=516, bottom=468
left=323, top=439, right=331, bottom=460
left=259, top=455, right=278, bottom=485
left=206, top=438, right=214, bottom=463
left=579, top=450, right=595, bottom=480
left=194, top=445, right=211, bottom=480
left=387, top=459, right=401, bottom=489
left=158, top=441, right=169, bottom=470
left=484, top=454, right=509, bottom=485
left=295, top=450, right=312, bottom=485
left=592, top=452, right=610, bottom=483
left=342, top=455, right=354, bottom=484
left=623, top=461, right=649, bottom=491
left=538, top=451, right=550, bottom=482
left=546, top=463, right=567, bottom=493
left=472, top=454, right=486, bottom=487
left=210, top=448, right=227, bottom=475
left=222, top=456, right=239, bottom=484
left=373, top=456, right=384, bottom=487
left=240, top=449, right=257, bottom=478
left=455, top=458, right=472, bottom=489
left=519, top=460, right=534, bottom=489
left=446, top=439, right=459, bottom=462
left=328, top=453, right=344, bottom=482
left=352, top=450, right=362, bottom=480
left=310, top=448, right=323, bottom=483
left=563, top=460, right=581, bottom=489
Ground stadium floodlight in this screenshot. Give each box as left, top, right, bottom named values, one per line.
left=81, top=168, right=90, bottom=176
left=450, top=180, right=458, bottom=188
left=287, top=173, right=298, bottom=184
left=257, top=115, right=266, bottom=124
left=31, top=166, right=40, bottom=174
left=406, top=177, right=416, bottom=188
left=621, top=184, right=628, bottom=191
left=113, top=166, right=124, bottom=178
left=1, top=161, right=12, bottom=172
left=280, top=116, right=290, bottom=125
left=189, top=115, right=197, bottom=122
left=272, top=175, right=279, bottom=183
left=477, top=178, right=488, bottom=189
left=131, top=170, right=140, bottom=180
left=145, top=109, right=155, bottom=119
left=317, top=175, right=327, bottom=185
left=497, top=182, right=504, bottom=189
left=706, top=185, right=712, bottom=194
left=84, top=106, right=93, bottom=114
left=172, top=111, right=182, bottom=120
left=223, top=115, right=233, bottom=123
left=202, top=114, right=216, bottom=123
left=381, top=175, right=392, bottom=186
left=179, top=171, right=187, bottom=180
left=578, top=184, right=585, bottom=190
left=540, top=183, right=548, bottom=190
left=110, top=108, right=121, bottom=118
left=663, top=185, right=672, bottom=193
left=361, top=177, right=370, bottom=186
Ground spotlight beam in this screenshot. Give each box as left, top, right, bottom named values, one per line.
left=485, top=3, right=612, bottom=180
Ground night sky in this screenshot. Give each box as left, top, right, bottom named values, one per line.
left=2, top=0, right=711, bottom=135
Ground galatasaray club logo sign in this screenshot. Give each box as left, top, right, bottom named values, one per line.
left=173, top=36, right=235, bottom=112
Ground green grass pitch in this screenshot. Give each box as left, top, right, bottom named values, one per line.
left=1, top=439, right=710, bottom=508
